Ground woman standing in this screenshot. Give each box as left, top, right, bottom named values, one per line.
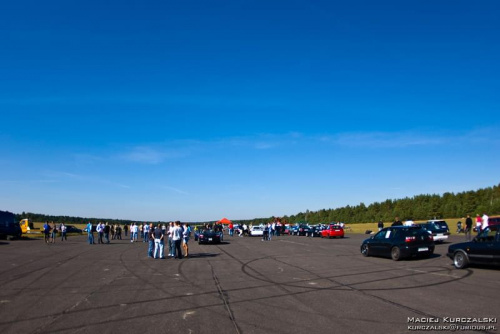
left=51, top=222, right=58, bottom=243
left=182, top=223, right=191, bottom=257
left=172, top=221, right=183, bottom=259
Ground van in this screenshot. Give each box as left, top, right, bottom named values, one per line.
left=0, top=211, right=22, bottom=239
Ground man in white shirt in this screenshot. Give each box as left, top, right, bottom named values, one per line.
left=482, top=213, right=489, bottom=230
left=96, top=222, right=104, bottom=244
left=172, top=221, right=183, bottom=259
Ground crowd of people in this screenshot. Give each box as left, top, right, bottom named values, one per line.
left=85, top=221, right=192, bottom=259
left=42, top=221, right=69, bottom=243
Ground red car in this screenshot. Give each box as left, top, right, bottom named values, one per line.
left=320, top=225, right=344, bottom=238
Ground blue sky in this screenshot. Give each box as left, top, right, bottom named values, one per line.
left=1, top=0, right=499, bottom=222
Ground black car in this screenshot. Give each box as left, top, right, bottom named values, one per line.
left=447, top=225, right=500, bottom=269
left=361, top=226, right=435, bottom=261
left=417, top=220, right=450, bottom=243
left=65, top=225, right=83, bottom=234
left=0, top=211, right=22, bottom=239
left=198, top=229, right=222, bottom=244
left=308, top=225, right=322, bottom=237
left=292, top=224, right=312, bottom=236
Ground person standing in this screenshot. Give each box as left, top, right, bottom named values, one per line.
left=182, top=223, right=191, bottom=258
left=86, top=221, right=94, bottom=245
left=96, top=222, right=104, bottom=244
left=465, top=215, right=473, bottom=241
left=153, top=224, right=164, bottom=259
left=172, top=221, right=183, bottom=259
left=475, top=214, right=482, bottom=234
left=124, top=224, right=128, bottom=237
left=228, top=222, right=234, bottom=237
left=60, top=223, right=67, bottom=241
left=51, top=222, right=57, bottom=243
left=391, top=217, right=402, bottom=226
left=143, top=223, right=150, bottom=243
left=43, top=221, right=51, bottom=244
left=482, top=213, right=489, bottom=231
left=377, top=220, right=384, bottom=231
left=116, top=225, right=122, bottom=240
left=167, top=222, right=175, bottom=257
left=147, top=223, right=154, bottom=258
left=104, top=222, right=111, bottom=244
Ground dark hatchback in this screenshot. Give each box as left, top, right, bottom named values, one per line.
left=447, top=225, right=500, bottom=269
left=361, top=226, right=435, bottom=261
left=198, top=229, right=222, bottom=244
left=417, top=220, right=450, bottom=243
left=65, top=225, right=83, bottom=234
left=295, top=224, right=312, bottom=236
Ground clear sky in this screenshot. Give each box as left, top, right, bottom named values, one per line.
left=1, top=0, right=499, bottom=222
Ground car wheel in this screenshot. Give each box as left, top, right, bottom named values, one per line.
left=391, top=247, right=401, bottom=261
left=453, top=251, right=469, bottom=269
left=361, top=244, right=370, bottom=257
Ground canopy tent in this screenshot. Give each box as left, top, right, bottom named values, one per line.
left=217, top=218, right=232, bottom=225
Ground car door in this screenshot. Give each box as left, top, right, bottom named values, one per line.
left=468, top=228, right=497, bottom=265
left=369, top=229, right=394, bottom=256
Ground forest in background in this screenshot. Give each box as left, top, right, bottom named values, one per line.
left=12, top=184, right=500, bottom=225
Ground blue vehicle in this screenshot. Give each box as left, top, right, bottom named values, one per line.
left=0, top=211, right=22, bottom=239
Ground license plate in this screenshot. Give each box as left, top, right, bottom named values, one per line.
left=437, top=233, right=443, bottom=236
left=418, top=247, right=428, bottom=252
left=209, top=238, right=212, bottom=241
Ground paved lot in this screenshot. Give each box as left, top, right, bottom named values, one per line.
left=0, top=233, right=498, bottom=334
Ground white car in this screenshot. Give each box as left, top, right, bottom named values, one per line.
left=249, top=226, right=264, bottom=237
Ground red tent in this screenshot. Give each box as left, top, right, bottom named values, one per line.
left=217, top=218, right=232, bottom=224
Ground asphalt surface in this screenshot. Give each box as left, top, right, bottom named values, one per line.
left=0, top=233, right=498, bottom=334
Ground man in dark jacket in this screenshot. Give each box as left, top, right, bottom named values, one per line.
left=391, top=217, right=402, bottom=226
left=465, top=215, right=473, bottom=241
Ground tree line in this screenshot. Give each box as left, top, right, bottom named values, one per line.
left=14, top=184, right=500, bottom=226
left=235, top=184, right=500, bottom=225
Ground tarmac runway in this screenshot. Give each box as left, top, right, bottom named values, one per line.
left=0, top=233, right=498, bottom=334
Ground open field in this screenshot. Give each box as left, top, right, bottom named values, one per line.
left=0, top=232, right=498, bottom=334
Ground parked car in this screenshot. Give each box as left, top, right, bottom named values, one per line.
left=447, top=225, right=500, bottom=269
left=488, top=216, right=500, bottom=226
left=283, top=224, right=291, bottom=235
left=320, top=224, right=345, bottom=238
left=360, top=226, right=435, bottom=261
left=290, top=225, right=299, bottom=235
left=249, top=226, right=264, bottom=237
left=291, top=224, right=312, bottom=236
left=65, top=225, right=83, bottom=234
left=0, top=211, right=22, bottom=239
left=198, top=229, right=222, bottom=244
left=308, top=225, right=322, bottom=237
left=417, top=220, right=450, bottom=243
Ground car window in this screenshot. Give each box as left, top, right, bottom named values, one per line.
left=374, top=230, right=391, bottom=240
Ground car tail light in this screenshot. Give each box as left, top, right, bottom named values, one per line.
left=428, top=235, right=433, bottom=241
left=299, top=228, right=303, bottom=232
left=405, top=236, right=416, bottom=243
